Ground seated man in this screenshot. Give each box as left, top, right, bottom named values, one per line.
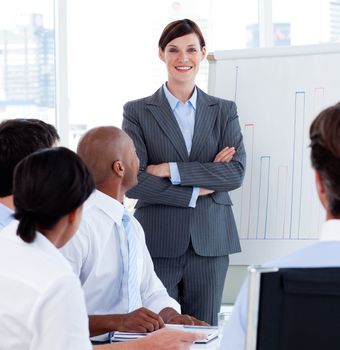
left=61, top=126, right=206, bottom=342
left=0, top=119, right=59, bottom=231
left=220, top=102, right=340, bottom=349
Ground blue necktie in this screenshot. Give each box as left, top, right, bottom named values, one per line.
left=122, top=211, right=142, bottom=312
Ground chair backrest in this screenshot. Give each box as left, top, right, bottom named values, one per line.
left=245, top=266, right=340, bottom=350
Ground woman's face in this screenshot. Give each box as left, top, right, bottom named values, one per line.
left=159, top=33, right=206, bottom=86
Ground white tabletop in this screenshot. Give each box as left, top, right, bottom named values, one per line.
left=163, top=324, right=220, bottom=349
left=191, top=337, right=218, bottom=349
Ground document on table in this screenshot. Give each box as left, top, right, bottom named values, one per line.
left=112, top=324, right=218, bottom=344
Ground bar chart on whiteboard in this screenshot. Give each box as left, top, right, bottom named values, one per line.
left=208, top=45, right=340, bottom=247
left=230, top=89, right=325, bottom=241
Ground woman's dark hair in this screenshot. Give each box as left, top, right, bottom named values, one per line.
left=310, top=102, right=340, bottom=216
left=158, top=19, right=205, bottom=51
left=13, top=147, right=95, bottom=243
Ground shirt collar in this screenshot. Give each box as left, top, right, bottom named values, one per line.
left=163, top=83, right=197, bottom=111
left=319, top=219, right=340, bottom=241
left=86, top=189, right=125, bottom=224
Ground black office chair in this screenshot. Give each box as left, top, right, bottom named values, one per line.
left=245, top=266, right=340, bottom=350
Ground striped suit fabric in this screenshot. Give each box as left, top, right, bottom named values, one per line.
left=122, top=86, right=246, bottom=325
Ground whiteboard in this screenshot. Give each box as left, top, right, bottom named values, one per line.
left=207, top=44, right=340, bottom=265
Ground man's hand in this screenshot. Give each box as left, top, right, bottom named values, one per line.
left=166, top=314, right=209, bottom=326
left=146, top=163, right=170, bottom=178
left=117, top=307, right=165, bottom=332
left=214, top=146, right=235, bottom=163
left=159, top=307, right=209, bottom=326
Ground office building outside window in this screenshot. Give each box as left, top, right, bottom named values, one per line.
left=0, top=1, right=55, bottom=124
left=273, top=0, right=340, bottom=45
left=1, top=1, right=340, bottom=143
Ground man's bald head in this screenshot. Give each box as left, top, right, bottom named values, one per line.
left=77, top=126, right=135, bottom=186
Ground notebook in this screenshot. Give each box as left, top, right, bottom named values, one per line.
left=112, top=324, right=218, bottom=344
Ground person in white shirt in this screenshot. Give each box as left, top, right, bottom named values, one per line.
left=61, top=126, right=207, bottom=342
left=0, top=147, right=204, bottom=350
left=220, top=102, right=340, bottom=350
left=0, top=118, right=60, bottom=231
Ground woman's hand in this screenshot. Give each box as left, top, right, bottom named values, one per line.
left=214, top=146, right=235, bottom=163
left=146, top=163, right=170, bottom=178
left=140, top=328, right=207, bottom=350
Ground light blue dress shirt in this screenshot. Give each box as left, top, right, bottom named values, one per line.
left=163, top=83, right=200, bottom=208
left=0, top=203, right=13, bottom=231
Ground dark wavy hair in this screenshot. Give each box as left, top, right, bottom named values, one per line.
left=13, top=147, right=95, bottom=243
left=310, top=102, right=340, bottom=216
left=158, top=19, right=205, bottom=51
left=0, top=118, right=59, bottom=197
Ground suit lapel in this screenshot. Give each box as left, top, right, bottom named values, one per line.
left=190, top=88, right=219, bottom=160
left=147, top=88, right=189, bottom=162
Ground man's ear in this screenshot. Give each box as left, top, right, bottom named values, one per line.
left=315, top=171, right=325, bottom=195
left=112, top=160, right=124, bottom=177
left=315, top=170, right=329, bottom=211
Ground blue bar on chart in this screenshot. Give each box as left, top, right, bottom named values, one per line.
left=274, top=166, right=288, bottom=239
left=256, top=156, right=270, bottom=239
left=289, top=92, right=306, bottom=239
left=239, top=123, right=254, bottom=239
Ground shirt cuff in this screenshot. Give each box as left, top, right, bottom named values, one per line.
left=169, top=162, right=181, bottom=185
left=189, top=187, right=200, bottom=208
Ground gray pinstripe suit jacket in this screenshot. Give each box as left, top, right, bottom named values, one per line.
left=123, top=86, right=246, bottom=258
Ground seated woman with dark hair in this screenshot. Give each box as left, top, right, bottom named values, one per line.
left=0, top=147, right=203, bottom=350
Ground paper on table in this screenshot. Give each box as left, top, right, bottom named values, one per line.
left=166, top=324, right=218, bottom=344
left=112, top=324, right=218, bottom=344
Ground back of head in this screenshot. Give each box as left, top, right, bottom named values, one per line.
left=77, top=126, right=130, bottom=186
left=158, top=18, right=205, bottom=51
left=0, top=118, right=60, bottom=197
left=13, top=147, right=95, bottom=243
left=310, top=102, right=340, bottom=216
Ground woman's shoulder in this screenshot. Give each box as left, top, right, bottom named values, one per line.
left=0, top=229, right=76, bottom=293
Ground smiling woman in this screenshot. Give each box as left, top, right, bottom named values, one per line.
left=158, top=32, right=206, bottom=99
left=122, top=19, right=246, bottom=326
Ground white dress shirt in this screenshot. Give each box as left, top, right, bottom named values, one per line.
left=0, top=220, right=91, bottom=350
left=61, top=190, right=180, bottom=317
left=221, top=219, right=340, bottom=350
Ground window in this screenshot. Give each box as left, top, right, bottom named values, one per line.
left=0, top=0, right=55, bottom=125
left=2, top=1, right=340, bottom=144
left=66, top=0, right=260, bottom=148
left=273, top=0, right=340, bottom=46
